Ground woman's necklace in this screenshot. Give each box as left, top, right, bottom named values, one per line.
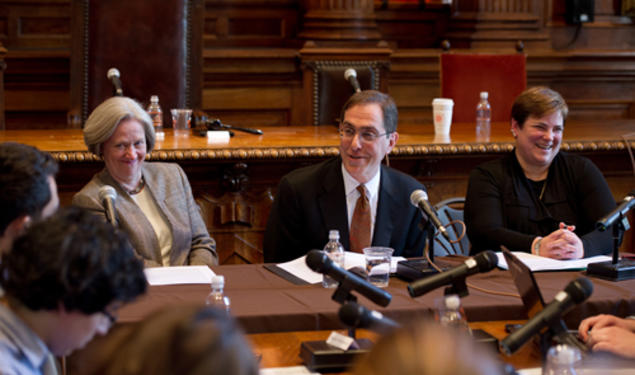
left=539, top=179, right=547, bottom=201
left=127, top=176, right=145, bottom=195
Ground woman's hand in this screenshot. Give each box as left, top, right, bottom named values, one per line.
left=538, top=222, right=583, bottom=259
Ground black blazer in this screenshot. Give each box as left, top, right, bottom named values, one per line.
left=465, top=151, right=616, bottom=257
left=263, top=157, right=427, bottom=263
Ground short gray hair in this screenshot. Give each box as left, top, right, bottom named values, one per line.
left=83, top=97, right=155, bottom=155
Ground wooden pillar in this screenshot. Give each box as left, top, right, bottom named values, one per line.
left=0, top=42, right=6, bottom=130
left=445, top=0, right=550, bottom=49
left=299, top=0, right=381, bottom=42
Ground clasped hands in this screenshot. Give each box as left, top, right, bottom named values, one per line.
left=536, top=222, right=584, bottom=260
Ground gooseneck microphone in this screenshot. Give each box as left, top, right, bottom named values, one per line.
left=410, top=189, right=450, bottom=241
left=107, top=68, right=123, bottom=96
left=499, top=277, right=593, bottom=355
left=596, top=190, right=635, bottom=231
left=339, top=301, right=399, bottom=334
left=98, top=185, right=118, bottom=225
left=306, top=250, right=392, bottom=307
left=344, top=68, right=362, bottom=93
left=407, top=250, right=498, bottom=297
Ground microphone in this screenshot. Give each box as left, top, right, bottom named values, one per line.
left=339, top=301, right=400, bottom=334
left=305, top=250, right=392, bottom=307
left=596, top=190, right=635, bottom=231
left=98, top=185, right=118, bottom=225
left=107, top=68, right=123, bottom=96
left=410, top=189, right=450, bottom=241
left=344, top=68, right=361, bottom=93
left=206, top=118, right=263, bottom=135
left=499, top=277, right=593, bottom=355
left=407, top=250, right=498, bottom=297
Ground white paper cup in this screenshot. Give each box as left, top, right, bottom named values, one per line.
left=432, top=98, right=454, bottom=136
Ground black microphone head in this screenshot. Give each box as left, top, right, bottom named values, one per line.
left=344, top=68, right=357, bottom=80
left=474, top=250, right=498, bottom=272
left=564, top=277, right=593, bottom=304
left=107, top=67, right=120, bottom=79
left=409, top=189, right=428, bottom=207
left=305, top=250, right=331, bottom=273
left=339, top=301, right=363, bottom=327
left=98, top=185, right=117, bottom=201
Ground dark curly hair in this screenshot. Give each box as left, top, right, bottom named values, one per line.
left=0, top=142, right=58, bottom=233
left=1, top=206, right=147, bottom=313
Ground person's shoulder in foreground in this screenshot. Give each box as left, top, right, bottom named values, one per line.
left=0, top=206, right=147, bottom=373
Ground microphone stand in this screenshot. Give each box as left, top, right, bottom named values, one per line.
left=299, top=284, right=373, bottom=372
left=587, top=213, right=635, bottom=281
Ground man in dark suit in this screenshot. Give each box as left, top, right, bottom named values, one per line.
left=264, top=90, right=427, bottom=262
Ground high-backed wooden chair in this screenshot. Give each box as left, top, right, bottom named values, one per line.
left=70, top=0, right=203, bottom=126
left=304, top=61, right=382, bottom=126
left=440, top=53, right=526, bottom=123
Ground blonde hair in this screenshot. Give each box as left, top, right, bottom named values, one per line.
left=352, top=321, right=503, bottom=375
left=83, top=96, right=155, bottom=155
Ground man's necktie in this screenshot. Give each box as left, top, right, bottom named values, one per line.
left=350, top=185, right=371, bottom=253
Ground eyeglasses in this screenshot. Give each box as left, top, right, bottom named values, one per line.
left=101, top=307, right=118, bottom=325
left=339, top=126, right=391, bottom=143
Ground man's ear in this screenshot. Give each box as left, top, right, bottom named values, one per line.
left=5, top=215, right=31, bottom=238
left=387, top=132, right=399, bottom=152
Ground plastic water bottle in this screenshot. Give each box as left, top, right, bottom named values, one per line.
left=543, top=344, right=581, bottom=375
left=322, top=230, right=345, bottom=288
left=147, top=95, right=164, bottom=137
left=475, top=91, right=491, bottom=140
left=437, top=294, right=471, bottom=333
left=206, top=275, right=231, bottom=313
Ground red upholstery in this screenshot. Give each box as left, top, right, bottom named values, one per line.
left=440, top=54, right=527, bottom=123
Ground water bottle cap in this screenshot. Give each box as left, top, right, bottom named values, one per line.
left=480, top=91, right=488, bottom=99
left=328, top=230, right=340, bottom=240
left=547, top=344, right=581, bottom=365
left=150, top=95, right=159, bottom=103
left=445, top=294, right=460, bottom=309
left=211, top=275, right=225, bottom=287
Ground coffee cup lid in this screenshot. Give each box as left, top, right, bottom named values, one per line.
left=432, top=98, right=454, bottom=106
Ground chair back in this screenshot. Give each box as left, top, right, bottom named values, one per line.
left=440, top=53, right=526, bottom=123
left=434, top=197, right=470, bottom=256
left=304, top=61, right=382, bottom=126
left=71, top=0, right=203, bottom=126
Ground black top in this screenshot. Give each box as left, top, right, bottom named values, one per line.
left=465, top=151, right=617, bottom=257
left=263, top=157, right=427, bottom=263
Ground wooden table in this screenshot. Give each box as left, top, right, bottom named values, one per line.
left=2, top=122, right=633, bottom=263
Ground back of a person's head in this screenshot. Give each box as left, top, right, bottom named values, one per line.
left=0, top=142, right=58, bottom=233
left=1, top=206, right=147, bottom=314
left=352, top=321, right=503, bottom=375
left=97, top=305, right=258, bottom=375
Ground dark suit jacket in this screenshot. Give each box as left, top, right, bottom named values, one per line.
left=465, top=151, right=616, bottom=257
left=263, top=157, right=427, bottom=262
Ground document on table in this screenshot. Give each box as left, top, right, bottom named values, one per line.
left=275, top=251, right=406, bottom=284
left=496, top=251, right=612, bottom=272
left=144, top=265, right=216, bottom=285
left=260, top=366, right=320, bottom=375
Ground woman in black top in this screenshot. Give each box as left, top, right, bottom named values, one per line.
left=465, top=87, right=616, bottom=259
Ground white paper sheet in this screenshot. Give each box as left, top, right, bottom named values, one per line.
left=496, top=252, right=612, bottom=272
left=275, top=251, right=406, bottom=284
left=144, top=265, right=216, bottom=285
left=260, top=366, right=320, bottom=375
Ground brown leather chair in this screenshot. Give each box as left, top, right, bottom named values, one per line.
left=304, top=61, right=383, bottom=126
left=70, top=0, right=203, bottom=127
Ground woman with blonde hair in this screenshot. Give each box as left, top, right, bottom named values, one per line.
left=73, top=97, right=217, bottom=267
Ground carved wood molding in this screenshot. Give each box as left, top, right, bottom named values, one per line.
left=48, top=140, right=635, bottom=163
